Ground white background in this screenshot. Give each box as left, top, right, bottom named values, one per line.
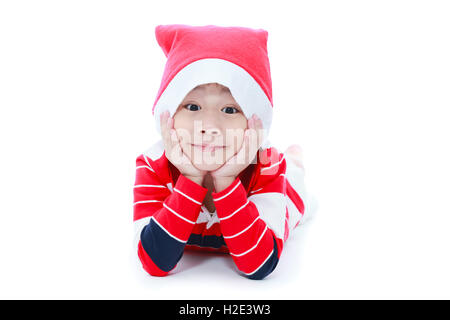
left=1, top=0, right=449, bottom=299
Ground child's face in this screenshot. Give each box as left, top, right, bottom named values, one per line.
left=173, top=83, right=248, bottom=172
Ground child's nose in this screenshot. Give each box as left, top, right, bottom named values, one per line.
left=198, top=114, right=222, bottom=136
left=201, top=127, right=220, bottom=135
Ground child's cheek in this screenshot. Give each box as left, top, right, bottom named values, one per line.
left=173, top=111, right=194, bottom=136
left=224, top=136, right=243, bottom=161
left=175, top=118, right=195, bottom=138
left=179, top=128, right=189, bottom=144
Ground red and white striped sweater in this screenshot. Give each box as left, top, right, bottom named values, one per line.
left=133, top=140, right=307, bottom=279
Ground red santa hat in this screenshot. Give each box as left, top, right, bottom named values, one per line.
left=152, top=24, right=274, bottom=147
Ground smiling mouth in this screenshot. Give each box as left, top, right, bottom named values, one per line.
left=191, top=144, right=225, bottom=152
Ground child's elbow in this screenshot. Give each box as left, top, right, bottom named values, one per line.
left=245, top=267, right=276, bottom=280
left=138, top=241, right=170, bottom=277
left=142, top=264, right=170, bottom=277
left=241, top=247, right=280, bottom=280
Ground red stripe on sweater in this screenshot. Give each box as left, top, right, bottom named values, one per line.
left=286, top=179, right=305, bottom=215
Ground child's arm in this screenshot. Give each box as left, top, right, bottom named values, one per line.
left=211, top=150, right=291, bottom=280
left=134, top=111, right=208, bottom=276
left=133, top=154, right=208, bottom=276
left=209, top=115, right=292, bottom=280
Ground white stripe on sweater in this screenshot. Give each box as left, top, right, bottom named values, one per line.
left=248, top=192, right=286, bottom=240
left=174, top=187, right=202, bottom=205
left=286, top=194, right=303, bottom=231
left=241, top=248, right=275, bottom=276
left=230, top=226, right=268, bottom=257
left=151, top=216, right=186, bottom=243
left=213, top=180, right=241, bottom=201
left=219, top=200, right=249, bottom=221
left=249, top=187, right=263, bottom=194
left=260, top=156, right=285, bottom=172
left=133, top=200, right=163, bottom=206
left=136, top=165, right=155, bottom=172
left=143, top=154, right=152, bottom=167
left=223, top=217, right=260, bottom=239
left=163, top=203, right=196, bottom=224
left=134, top=184, right=167, bottom=189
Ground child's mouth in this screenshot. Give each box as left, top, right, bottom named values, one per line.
left=191, top=144, right=225, bottom=152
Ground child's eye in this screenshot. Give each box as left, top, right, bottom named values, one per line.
left=221, top=106, right=239, bottom=114
left=184, top=103, right=201, bottom=111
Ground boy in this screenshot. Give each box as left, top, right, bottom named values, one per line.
left=133, top=24, right=310, bottom=280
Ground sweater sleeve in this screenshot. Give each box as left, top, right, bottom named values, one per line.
left=211, top=152, right=289, bottom=280
left=133, top=154, right=208, bottom=276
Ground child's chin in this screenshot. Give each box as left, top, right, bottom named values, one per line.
left=192, top=162, right=224, bottom=172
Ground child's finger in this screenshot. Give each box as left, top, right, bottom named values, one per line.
left=170, top=129, right=179, bottom=146
left=254, top=116, right=265, bottom=149
left=160, top=111, right=169, bottom=131
left=169, top=129, right=182, bottom=158
left=247, top=115, right=263, bottom=149
left=247, top=114, right=256, bottom=129
left=161, top=112, right=179, bottom=162
left=167, top=116, right=174, bottom=130
left=247, top=127, right=260, bottom=163
left=160, top=111, right=170, bottom=144
left=167, top=129, right=181, bottom=164
left=235, top=129, right=251, bottom=165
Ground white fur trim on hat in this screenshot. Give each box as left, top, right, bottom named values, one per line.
left=153, top=58, right=273, bottom=146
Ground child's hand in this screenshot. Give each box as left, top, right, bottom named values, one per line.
left=210, top=114, right=264, bottom=190
left=160, top=111, right=206, bottom=183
